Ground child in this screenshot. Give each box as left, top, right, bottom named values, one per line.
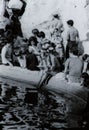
left=64, top=48, right=84, bottom=83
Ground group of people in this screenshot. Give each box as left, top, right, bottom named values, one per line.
left=0, top=27, right=64, bottom=71
left=0, top=19, right=88, bottom=82
left=0, top=6, right=89, bottom=86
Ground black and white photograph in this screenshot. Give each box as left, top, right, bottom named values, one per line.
left=0, top=0, right=89, bottom=129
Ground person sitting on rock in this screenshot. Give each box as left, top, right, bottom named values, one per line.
left=13, top=36, right=28, bottom=68
left=82, top=54, right=89, bottom=74
left=1, top=30, right=13, bottom=66
left=26, top=36, right=40, bottom=70
left=38, top=45, right=60, bottom=87
left=64, top=47, right=84, bottom=83
left=81, top=72, right=89, bottom=88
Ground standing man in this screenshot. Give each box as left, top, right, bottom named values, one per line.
left=66, top=20, right=80, bottom=59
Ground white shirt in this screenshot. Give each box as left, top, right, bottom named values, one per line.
left=1, top=44, right=13, bottom=66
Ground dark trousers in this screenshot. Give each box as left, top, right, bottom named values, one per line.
left=66, top=41, right=78, bottom=59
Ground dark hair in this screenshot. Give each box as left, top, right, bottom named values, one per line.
left=53, top=14, right=60, bottom=19
left=38, top=31, right=45, bottom=38
left=32, top=29, right=39, bottom=35
left=82, top=54, right=89, bottom=61
left=28, top=36, right=38, bottom=46
left=50, top=42, right=56, bottom=48
left=67, top=20, right=74, bottom=26
left=82, top=72, right=89, bottom=79
left=71, top=47, right=78, bottom=56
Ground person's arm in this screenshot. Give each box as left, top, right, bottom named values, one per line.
left=66, top=30, right=70, bottom=42
left=83, top=61, right=87, bottom=72
left=76, top=30, right=80, bottom=43
left=19, top=0, right=27, bottom=16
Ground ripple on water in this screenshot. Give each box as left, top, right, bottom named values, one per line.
left=0, top=78, right=87, bottom=129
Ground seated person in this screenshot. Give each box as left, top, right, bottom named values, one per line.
left=26, top=50, right=39, bottom=71
left=1, top=31, right=13, bottom=66
left=28, top=36, right=39, bottom=55
left=13, top=37, right=27, bottom=68
left=26, top=36, right=40, bottom=70
left=82, top=54, right=89, bottom=74
left=28, top=36, right=41, bottom=62
left=81, top=72, right=89, bottom=88
left=64, top=48, right=84, bottom=83
left=38, top=45, right=60, bottom=87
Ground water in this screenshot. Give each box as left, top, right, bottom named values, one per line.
left=0, top=77, right=87, bottom=130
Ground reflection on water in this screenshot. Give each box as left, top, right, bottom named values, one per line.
left=0, top=78, right=86, bottom=130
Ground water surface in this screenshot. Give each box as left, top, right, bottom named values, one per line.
left=0, top=77, right=86, bottom=129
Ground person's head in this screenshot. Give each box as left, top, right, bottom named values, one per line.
left=28, top=36, right=38, bottom=46
left=32, top=29, right=39, bottom=36
left=38, top=31, right=45, bottom=39
left=50, top=42, right=56, bottom=48
left=53, top=14, right=59, bottom=19
left=82, top=54, right=89, bottom=61
left=53, top=14, right=60, bottom=20
left=82, top=72, right=89, bottom=79
left=67, top=20, right=74, bottom=27
left=71, top=47, right=78, bottom=56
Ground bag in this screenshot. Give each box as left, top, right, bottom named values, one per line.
left=8, top=0, right=23, bottom=9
